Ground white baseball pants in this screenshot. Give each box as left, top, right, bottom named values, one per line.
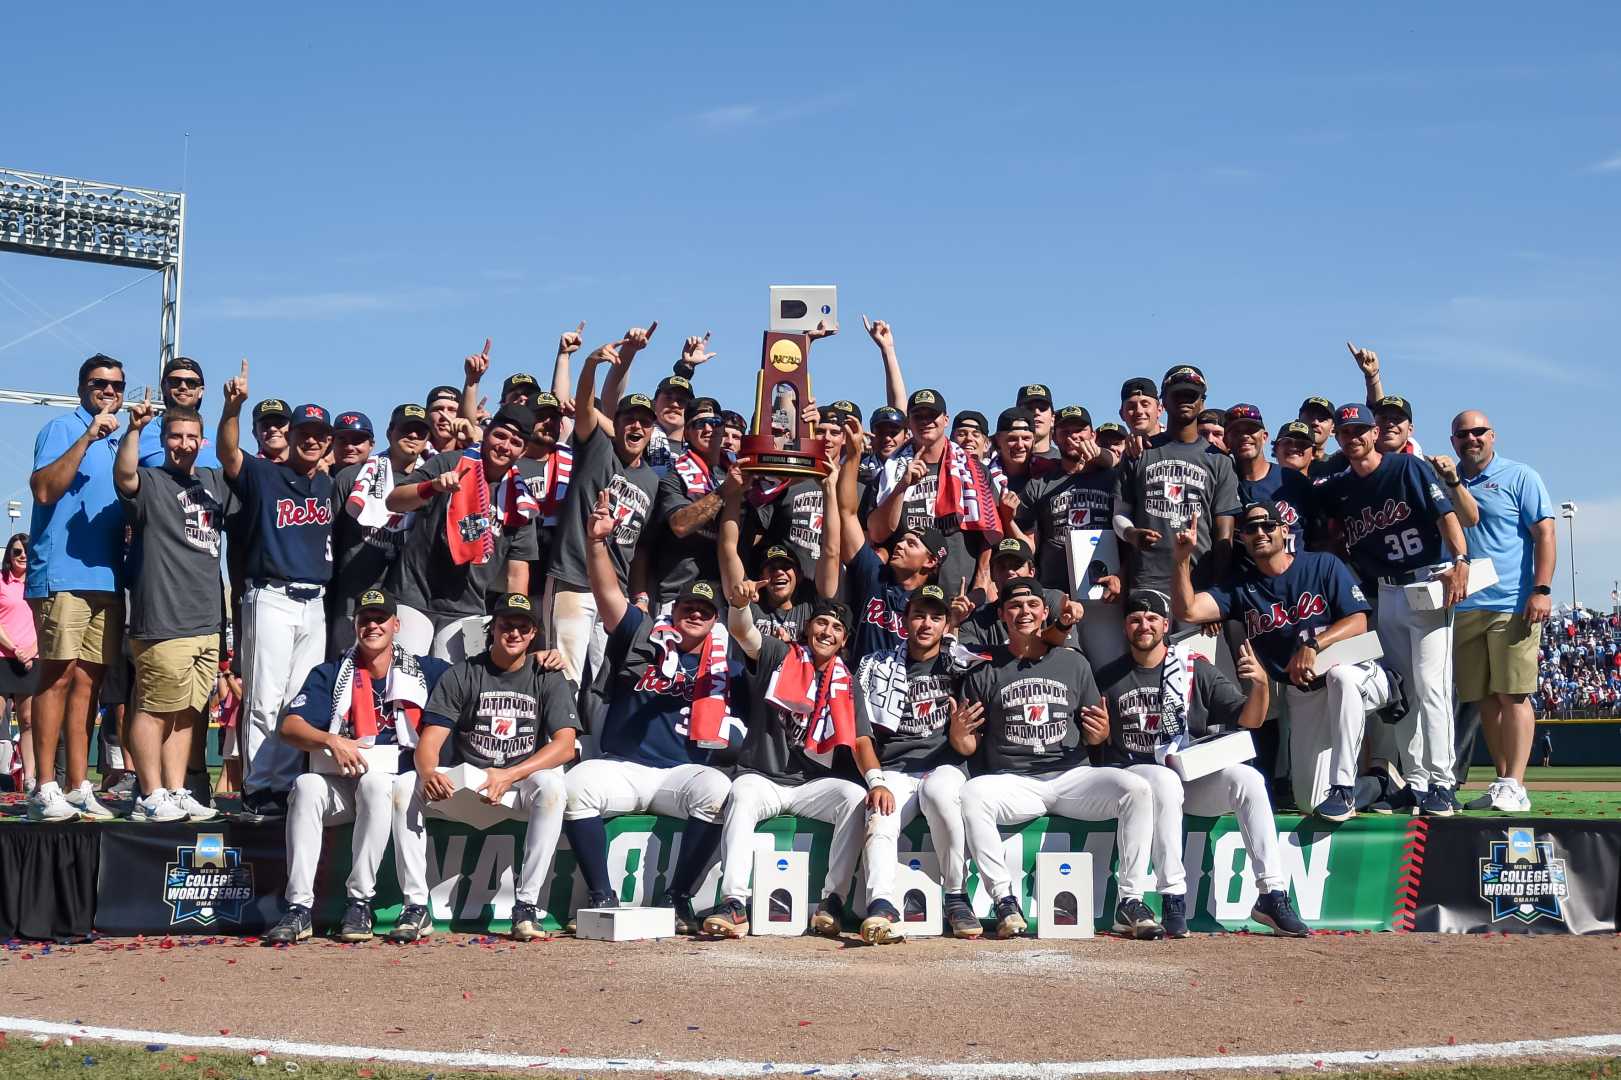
left=1377, top=579, right=1456, bottom=790
left=392, top=768, right=567, bottom=906
left=719, top=774, right=866, bottom=902
left=862, top=764, right=969, bottom=910
left=1283, top=661, right=1389, bottom=809
left=545, top=579, right=607, bottom=690
left=564, top=759, right=731, bottom=823
left=1127, top=762, right=1286, bottom=894
left=961, top=766, right=1155, bottom=901
left=241, top=584, right=327, bottom=797
left=284, top=769, right=394, bottom=909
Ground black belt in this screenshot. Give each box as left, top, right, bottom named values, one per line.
left=1377, top=565, right=1442, bottom=588
left=250, top=579, right=325, bottom=602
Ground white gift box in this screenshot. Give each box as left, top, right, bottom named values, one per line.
left=423, top=763, right=522, bottom=831
left=1034, top=851, right=1094, bottom=939
left=892, top=852, right=944, bottom=938
left=1065, top=528, right=1121, bottom=601
left=1165, top=730, right=1256, bottom=782
left=310, top=743, right=402, bottom=777
left=573, top=905, right=676, bottom=942
left=1311, top=631, right=1385, bottom=676
left=1405, top=560, right=1498, bottom=612
left=750, top=850, right=810, bottom=936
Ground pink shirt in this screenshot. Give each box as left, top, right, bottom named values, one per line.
left=0, top=571, right=35, bottom=660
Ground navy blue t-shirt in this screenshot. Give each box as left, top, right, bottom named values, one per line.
left=847, top=542, right=913, bottom=662
left=1206, top=551, right=1371, bottom=682
left=1312, top=454, right=1453, bottom=582
left=229, top=454, right=336, bottom=585
left=1237, top=462, right=1316, bottom=556
left=287, top=653, right=450, bottom=769
left=600, top=606, right=737, bottom=769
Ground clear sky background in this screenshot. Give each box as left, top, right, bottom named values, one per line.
left=2, top=5, right=1618, bottom=604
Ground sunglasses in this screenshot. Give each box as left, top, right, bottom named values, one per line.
left=6, top=548, right=23, bottom=558
left=166, top=377, right=203, bottom=391
left=87, top=377, right=125, bottom=392
left=1452, top=426, right=1491, bottom=439
left=1238, top=519, right=1282, bottom=535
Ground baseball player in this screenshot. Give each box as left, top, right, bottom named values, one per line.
left=1313, top=403, right=1474, bottom=815
left=390, top=593, right=579, bottom=943
left=1171, top=500, right=1398, bottom=821
left=954, top=581, right=1164, bottom=940
left=949, top=538, right=1082, bottom=652
left=650, top=398, right=734, bottom=608
left=1226, top=405, right=1315, bottom=556
left=851, top=584, right=975, bottom=943
left=562, top=493, right=738, bottom=934
left=1094, top=589, right=1308, bottom=937
left=264, top=590, right=449, bottom=944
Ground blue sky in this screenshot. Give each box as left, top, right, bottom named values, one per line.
left=2, top=5, right=1618, bottom=602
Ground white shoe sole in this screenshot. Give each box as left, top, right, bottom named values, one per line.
left=859, top=916, right=904, bottom=945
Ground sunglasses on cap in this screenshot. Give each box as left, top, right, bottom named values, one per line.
left=1452, top=426, right=1491, bottom=439
left=1237, top=518, right=1283, bottom=535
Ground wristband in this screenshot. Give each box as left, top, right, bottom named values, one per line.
left=416, top=480, right=436, bottom=500
left=863, top=769, right=886, bottom=791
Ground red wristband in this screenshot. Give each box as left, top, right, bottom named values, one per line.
left=416, top=480, right=436, bottom=500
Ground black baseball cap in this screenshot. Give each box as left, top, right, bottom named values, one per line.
left=389, top=403, right=430, bottom=432
left=1225, top=403, right=1264, bottom=431
left=1096, top=421, right=1128, bottom=439
left=999, top=580, right=1043, bottom=607
left=817, top=404, right=851, bottom=425
left=291, top=403, right=332, bottom=431
left=1124, top=589, right=1171, bottom=619
left=1274, top=420, right=1314, bottom=444
left=1161, top=365, right=1207, bottom=395
left=656, top=375, right=695, bottom=400
left=252, top=398, right=291, bottom=425
left=1374, top=394, right=1413, bottom=421
left=163, top=357, right=203, bottom=380
left=761, top=544, right=799, bottom=569
left=721, top=409, right=747, bottom=431
left=953, top=410, right=989, bottom=434
left=617, top=393, right=657, bottom=418
left=531, top=391, right=563, bottom=416
left=895, top=525, right=948, bottom=566
left=491, top=592, right=539, bottom=623
left=1196, top=408, right=1226, bottom=427
left=907, top=388, right=946, bottom=417
left=487, top=403, right=536, bottom=436
left=354, top=588, right=397, bottom=618
left=1121, top=377, right=1158, bottom=402
left=1299, top=396, right=1335, bottom=419
left=830, top=400, right=861, bottom=422
left=1055, top=405, right=1092, bottom=428
left=992, top=537, right=1034, bottom=566
left=501, top=373, right=540, bottom=399
left=686, top=396, right=722, bottom=424
left=996, top=407, right=1035, bottom=435
left=426, top=385, right=461, bottom=407
left=1017, top=383, right=1053, bottom=406
left=673, top=580, right=720, bottom=614
left=809, top=598, right=852, bottom=631
left=1239, top=499, right=1285, bottom=527
left=334, top=411, right=373, bottom=437
left=871, top=406, right=906, bottom=429
left=907, top=584, right=951, bottom=613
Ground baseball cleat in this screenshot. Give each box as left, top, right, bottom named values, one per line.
left=510, top=902, right=548, bottom=941
left=1420, top=784, right=1455, bottom=817
left=264, top=904, right=313, bottom=946
left=1313, top=785, right=1357, bottom=822
left=993, top=895, right=1026, bottom=939
left=388, top=904, right=434, bottom=943
left=1160, top=893, right=1189, bottom=938
left=66, top=781, right=116, bottom=821
left=1113, top=897, right=1165, bottom=940
left=701, top=897, right=750, bottom=939
left=943, top=893, right=983, bottom=939
left=859, top=899, right=904, bottom=945
left=1251, top=889, right=1310, bottom=937
left=659, top=893, right=699, bottom=935
left=337, top=899, right=375, bottom=942
left=810, top=893, right=845, bottom=938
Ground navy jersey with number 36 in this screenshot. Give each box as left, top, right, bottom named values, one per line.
left=1313, top=454, right=1452, bottom=581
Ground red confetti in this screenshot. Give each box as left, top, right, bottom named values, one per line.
left=358, top=1071, right=374, bottom=1078
left=226, top=959, right=237, bottom=965
left=1218, top=1046, right=1229, bottom=1054
left=1448, top=1036, right=1457, bottom=1045
left=159, top=976, right=167, bottom=983
left=181, top=1055, right=199, bottom=1063
left=462, top=992, right=472, bottom=1000
left=218, top=1030, right=230, bottom=1036
left=798, top=1020, right=813, bottom=1027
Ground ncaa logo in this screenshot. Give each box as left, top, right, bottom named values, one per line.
left=776, top=858, right=790, bottom=872
left=1058, top=862, right=1072, bottom=876
left=908, top=858, right=923, bottom=871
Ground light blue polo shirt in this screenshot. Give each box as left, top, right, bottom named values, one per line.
left=27, top=406, right=126, bottom=598
left=138, top=415, right=221, bottom=470
left=1458, top=453, right=1554, bottom=613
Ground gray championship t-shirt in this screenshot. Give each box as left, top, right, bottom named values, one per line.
left=546, top=427, right=659, bottom=591
left=332, top=459, right=408, bottom=608
left=960, top=644, right=1100, bottom=777
left=1115, top=435, right=1239, bottom=592
left=1092, top=653, right=1246, bottom=766
left=735, top=635, right=871, bottom=786
left=650, top=464, right=722, bottom=607
left=121, top=465, right=233, bottom=641
left=1017, top=468, right=1118, bottom=596
left=422, top=652, right=581, bottom=769
left=747, top=479, right=826, bottom=583
left=956, top=586, right=1078, bottom=650
left=856, top=648, right=966, bottom=773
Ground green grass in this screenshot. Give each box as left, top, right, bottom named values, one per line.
left=1516, top=766, right=1621, bottom=784
left=1455, top=789, right=1621, bottom=819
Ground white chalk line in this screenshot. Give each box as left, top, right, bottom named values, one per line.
left=2, top=1016, right=1620, bottom=1077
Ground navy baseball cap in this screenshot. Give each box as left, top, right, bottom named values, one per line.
left=895, top=525, right=948, bottom=566
left=871, top=405, right=906, bottom=429
left=333, top=411, right=373, bottom=437
left=389, top=403, right=430, bottom=432
left=1334, top=403, right=1376, bottom=430
left=291, top=403, right=332, bottom=431
left=252, top=398, right=291, bottom=424
left=1121, top=377, right=1158, bottom=402
left=907, top=388, right=947, bottom=417
left=1226, top=403, right=1264, bottom=431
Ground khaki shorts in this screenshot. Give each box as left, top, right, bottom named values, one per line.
left=30, top=590, right=122, bottom=666
left=1454, top=609, right=1541, bottom=702
left=130, top=635, right=219, bottom=715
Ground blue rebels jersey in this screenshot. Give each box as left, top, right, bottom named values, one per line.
left=1312, top=454, right=1453, bottom=581
left=1237, top=462, right=1314, bottom=555
left=229, top=454, right=336, bottom=584
left=1206, top=551, right=1371, bottom=682
left=600, top=606, right=738, bottom=769
left=846, top=542, right=913, bottom=662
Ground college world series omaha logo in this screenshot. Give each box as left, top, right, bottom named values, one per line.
left=164, top=833, right=255, bottom=927
left=1478, top=827, right=1569, bottom=925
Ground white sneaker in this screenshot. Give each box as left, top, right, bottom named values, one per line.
left=65, top=780, right=117, bottom=821
left=131, top=789, right=185, bottom=823
left=170, top=789, right=218, bottom=822
left=1467, top=778, right=1508, bottom=810
left=26, top=781, right=77, bottom=822
left=1497, top=780, right=1532, bottom=812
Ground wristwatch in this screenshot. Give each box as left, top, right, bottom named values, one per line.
left=1300, top=631, right=1320, bottom=652
left=1533, top=585, right=1552, bottom=596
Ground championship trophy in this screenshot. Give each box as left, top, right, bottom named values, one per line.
left=736, top=286, right=835, bottom=478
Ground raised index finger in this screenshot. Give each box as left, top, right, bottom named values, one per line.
left=644, top=320, right=658, bottom=340
left=481, top=338, right=492, bottom=358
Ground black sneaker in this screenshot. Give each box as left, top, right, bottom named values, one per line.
left=567, top=891, right=617, bottom=935
left=859, top=898, right=903, bottom=945
left=1369, top=785, right=1418, bottom=816
left=1160, top=893, right=1189, bottom=938
left=658, top=893, right=699, bottom=936
left=1420, top=784, right=1456, bottom=817
left=944, top=892, right=983, bottom=939
left=1314, top=785, right=1358, bottom=822
left=511, top=901, right=547, bottom=941
left=337, top=899, right=374, bottom=942
left=1113, top=897, right=1165, bottom=940
left=264, top=904, right=312, bottom=946
left=993, top=895, right=1026, bottom=939
left=809, top=893, right=845, bottom=938
left=388, top=904, right=434, bottom=943
left=700, top=897, right=750, bottom=939
left=1251, top=889, right=1310, bottom=937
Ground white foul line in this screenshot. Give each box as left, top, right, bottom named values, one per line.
left=3, top=1016, right=1620, bottom=1077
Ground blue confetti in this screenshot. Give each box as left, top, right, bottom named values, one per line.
left=145, top=1043, right=167, bottom=1052
left=82, top=1055, right=97, bottom=1067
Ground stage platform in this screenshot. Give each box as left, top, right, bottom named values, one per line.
left=2, top=807, right=1616, bottom=941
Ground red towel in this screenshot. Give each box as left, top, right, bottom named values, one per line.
left=765, top=644, right=857, bottom=756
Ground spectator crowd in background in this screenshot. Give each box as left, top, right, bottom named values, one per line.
left=1535, top=606, right=1621, bottom=719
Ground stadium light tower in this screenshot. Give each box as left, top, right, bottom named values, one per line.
left=1560, top=501, right=1578, bottom=610
left=0, top=166, right=186, bottom=379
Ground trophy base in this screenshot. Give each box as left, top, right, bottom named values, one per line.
left=737, top=435, right=830, bottom=479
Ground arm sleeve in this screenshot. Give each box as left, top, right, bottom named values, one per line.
left=285, top=663, right=336, bottom=732
left=228, top=448, right=266, bottom=494
left=847, top=543, right=883, bottom=612
left=655, top=469, right=694, bottom=523
left=422, top=663, right=469, bottom=730
left=33, top=417, right=77, bottom=472
left=1193, top=659, right=1246, bottom=728
left=1410, top=456, right=1453, bottom=517
left=538, top=669, right=583, bottom=735
left=1520, top=466, right=1555, bottom=526
left=604, top=605, right=646, bottom=671
left=1204, top=579, right=1236, bottom=619
left=1210, top=456, right=1241, bottom=517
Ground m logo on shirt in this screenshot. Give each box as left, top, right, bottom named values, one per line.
left=275, top=498, right=333, bottom=529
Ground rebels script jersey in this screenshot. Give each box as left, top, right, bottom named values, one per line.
left=600, top=606, right=738, bottom=769
left=847, top=542, right=914, bottom=662
left=1237, top=462, right=1315, bottom=556
left=1313, top=454, right=1453, bottom=581
left=422, top=652, right=579, bottom=770
left=1205, top=551, right=1371, bottom=682
left=1093, top=654, right=1246, bottom=766
left=960, top=645, right=1101, bottom=776
left=228, top=454, right=335, bottom=585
